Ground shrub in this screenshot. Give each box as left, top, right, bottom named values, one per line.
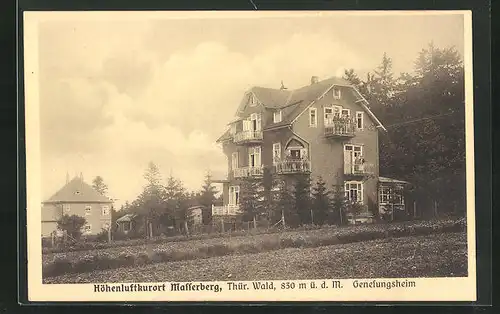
left=73, top=256, right=97, bottom=273
left=43, top=257, right=72, bottom=277
left=134, top=253, right=150, bottom=266
left=57, top=215, right=87, bottom=240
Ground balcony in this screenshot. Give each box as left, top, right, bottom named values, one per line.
left=344, top=158, right=376, bottom=176
left=274, top=159, right=311, bottom=175
left=233, top=166, right=264, bottom=178
left=233, top=130, right=263, bottom=144
left=211, top=204, right=241, bottom=216
left=324, top=118, right=356, bottom=138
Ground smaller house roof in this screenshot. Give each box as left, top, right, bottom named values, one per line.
left=116, top=213, right=137, bottom=223
left=44, top=176, right=113, bottom=203
left=379, top=177, right=411, bottom=185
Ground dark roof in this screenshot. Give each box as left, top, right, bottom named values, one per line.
left=250, top=87, right=291, bottom=109
left=217, top=76, right=386, bottom=142
left=116, top=213, right=137, bottom=223
left=379, top=177, right=411, bottom=185
left=44, top=176, right=112, bottom=203
left=216, top=129, right=232, bottom=143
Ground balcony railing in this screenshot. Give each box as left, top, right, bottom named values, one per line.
left=324, top=118, right=356, bottom=138
left=344, top=158, right=376, bottom=176
left=274, top=159, right=311, bottom=174
left=233, top=166, right=264, bottom=178
left=211, top=204, right=241, bottom=216
left=233, top=130, right=263, bottom=144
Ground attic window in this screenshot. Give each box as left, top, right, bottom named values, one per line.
left=249, top=93, right=257, bottom=107
left=333, top=88, right=341, bottom=100
left=273, top=110, right=282, bottom=123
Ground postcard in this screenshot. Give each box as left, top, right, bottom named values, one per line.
left=24, top=10, right=476, bottom=302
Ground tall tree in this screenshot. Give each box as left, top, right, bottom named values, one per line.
left=239, top=179, right=262, bottom=225
left=293, top=175, right=312, bottom=225
left=199, top=172, right=218, bottom=225
left=311, top=177, right=330, bottom=225
left=275, top=180, right=297, bottom=228
left=259, top=167, right=279, bottom=223
left=330, top=184, right=348, bottom=225
left=91, top=176, right=108, bottom=196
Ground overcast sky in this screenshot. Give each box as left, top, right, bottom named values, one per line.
left=36, top=12, right=465, bottom=208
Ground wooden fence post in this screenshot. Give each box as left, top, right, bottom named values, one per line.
left=221, top=217, right=225, bottom=233
left=434, top=200, right=438, bottom=218
left=281, top=209, right=286, bottom=229
left=413, top=201, right=417, bottom=219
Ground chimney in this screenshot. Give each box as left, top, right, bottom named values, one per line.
left=79, top=172, right=83, bottom=181
left=311, top=76, right=319, bottom=85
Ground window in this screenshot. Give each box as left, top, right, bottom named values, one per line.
left=101, top=205, right=110, bottom=216
left=231, top=152, right=239, bottom=170
left=229, top=186, right=240, bottom=205
left=333, top=105, right=342, bottom=118
left=63, top=204, right=71, bottom=212
left=324, top=107, right=333, bottom=125
left=333, top=88, right=341, bottom=99
left=249, top=93, right=257, bottom=107
left=344, top=144, right=364, bottom=173
left=379, top=186, right=404, bottom=205
left=309, top=108, right=317, bottom=127
left=356, top=111, right=364, bottom=130
left=345, top=181, right=363, bottom=204
left=248, top=146, right=261, bottom=167
left=85, top=205, right=92, bottom=215
left=341, top=108, right=351, bottom=117
left=84, top=224, right=92, bottom=234
left=272, top=143, right=281, bottom=164
left=250, top=113, right=262, bottom=131
left=273, top=110, right=282, bottom=123
left=123, top=222, right=131, bottom=232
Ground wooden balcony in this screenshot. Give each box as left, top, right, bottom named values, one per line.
left=233, top=166, right=264, bottom=178
left=274, top=159, right=311, bottom=175
left=344, top=159, right=376, bottom=176
left=324, top=119, right=356, bottom=138
left=211, top=204, right=241, bottom=216
left=233, top=130, right=263, bottom=144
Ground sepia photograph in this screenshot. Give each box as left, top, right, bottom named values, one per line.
left=24, top=10, right=475, bottom=302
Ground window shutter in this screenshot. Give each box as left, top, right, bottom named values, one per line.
left=344, top=147, right=352, bottom=174
left=243, top=120, right=250, bottom=132
left=255, top=146, right=261, bottom=166
left=256, top=114, right=262, bottom=131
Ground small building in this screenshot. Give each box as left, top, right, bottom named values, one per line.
left=187, top=206, right=204, bottom=226
left=378, top=176, right=411, bottom=221
left=115, top=213, right=138, bottom=234
left=41, top=174, right=113, bottom=237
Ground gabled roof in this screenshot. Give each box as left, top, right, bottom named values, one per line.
left=43, top=176, right=112, bottom=203
left=217, top=76, right=386, bottom=142
left=116, top=213, right=137, bottom=223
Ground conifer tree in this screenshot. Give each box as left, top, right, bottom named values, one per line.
left=239, top=179, right=262, bottom=224
left=293, top=175, right=312, bottom=225
left=330, top=184, right=347, bottom=225
left=311, top=177, right=330, bottom=225
left=199, top=172, right=218, bottom=224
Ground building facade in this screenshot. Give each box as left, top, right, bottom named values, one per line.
left=41, top=175, right=113, bottom=237
left=214, top=76, right=406, bottom=223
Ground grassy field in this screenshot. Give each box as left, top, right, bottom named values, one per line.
left=44, top=232, right=467, bottom=283
left=42, top=218, right=464, bottom=268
